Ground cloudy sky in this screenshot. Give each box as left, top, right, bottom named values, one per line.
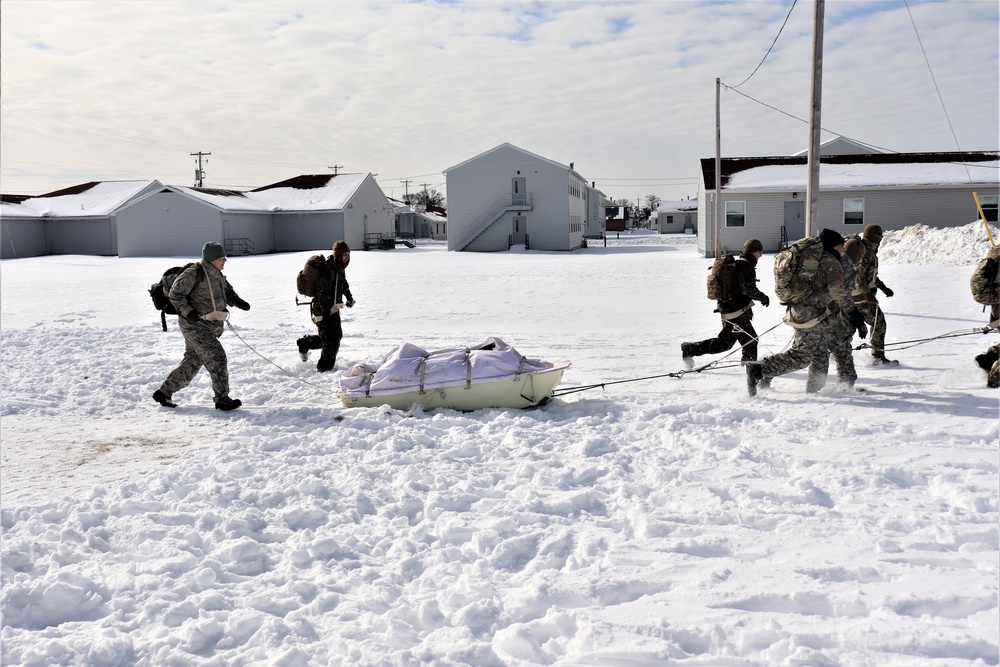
left=1, top=0, right=997, bottom=204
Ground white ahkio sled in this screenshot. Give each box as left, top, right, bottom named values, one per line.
left=338, top=337, right=571, bottom=412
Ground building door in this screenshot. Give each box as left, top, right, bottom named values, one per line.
left=784, top=201, right=805, bottom=242
left=512, top=213, right=526, bottom=245
left=512, top=177, right=526, bottom=206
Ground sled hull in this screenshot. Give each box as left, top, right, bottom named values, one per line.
left=339, top=368, right=566, bottom=411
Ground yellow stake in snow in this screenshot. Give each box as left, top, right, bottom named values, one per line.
left=973, top=192, right=995, bottom=247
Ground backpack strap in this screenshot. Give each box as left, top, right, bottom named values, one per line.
left=160, top=309, right=168, bottom=332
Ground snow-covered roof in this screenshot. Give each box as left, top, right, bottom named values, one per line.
left=3, top=174, right=376, bottom=219
left=791, top=136, right=886, bottom=157
left=700, top=152, right=999, bottom=191
left=657, top=199, right=699, bottom=212
left=0, top=180, right=161, bottom=218
left=726, top=160, right=1000, bottom=191
left=174, top=173, right=371, bottom=212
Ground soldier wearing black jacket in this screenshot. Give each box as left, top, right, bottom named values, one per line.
left=297, top=240, right=355, bottom=372
left=682, top=238, right=770, bottom=366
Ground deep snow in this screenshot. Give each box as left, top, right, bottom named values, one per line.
left=1, top=224, right=998, bottom=666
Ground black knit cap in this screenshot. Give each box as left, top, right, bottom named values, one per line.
left=743, top=238, right=763, bottom=254
left=820, top=228, right=845, bottom=253
left=333, top=240, right=350, bottom=257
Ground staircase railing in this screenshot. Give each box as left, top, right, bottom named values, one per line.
left=454, top=193, right=532, bottom=251
left=224, top=237, right=255, bottom=255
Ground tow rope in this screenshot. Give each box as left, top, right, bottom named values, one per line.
left=853, top=326, right=995, bottom=353
left=226, top=321, right=339, bottom=395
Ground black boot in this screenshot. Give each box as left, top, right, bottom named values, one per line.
left=297, top=337, right=310, bottom=362
left=746, top=362, right=764, bottom=397
left=680, top=343, right=694, bottom=369
left=215, top=397, right=242, bottom=411
left=872, top=353, right=898, bottom=366
left=153, top=390, right=176, bottom=408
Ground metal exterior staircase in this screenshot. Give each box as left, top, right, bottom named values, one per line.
left=455, top=193, right=532, bottom=251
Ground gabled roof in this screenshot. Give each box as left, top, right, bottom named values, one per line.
left=166, top=173, right=372, bottom=212
left=0, top=180, right=162, bottom=218
left=444, top=142, right=583, bottom=179
left=791, top=136, right=886, bottom=157
left=658, top=199, right=699, bottom=212
left=700, top=151, right=1000, bottom=191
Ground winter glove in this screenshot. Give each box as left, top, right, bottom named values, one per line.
left=759, top=295, right=770, bottom=307
left=878, top=281, right=894, bottom=298
left=233, top=298, right=251, bottom=311
left=345, top=299, right=355, bottom=308
left=848, top=307, right=868, bottom=339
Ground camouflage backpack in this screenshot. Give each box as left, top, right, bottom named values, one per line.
left=706, top=254, right=738, bottom=301
left=970, top=249, right=1000, bottom=305
left=296, top=255, right=325, bottom=297
left=773, top=237, right=825, bottom=305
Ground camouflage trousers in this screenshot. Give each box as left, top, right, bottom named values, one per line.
left=159, top=319, right=230, bottom=401
left=684, top=310, right=758, bottom=362
left=856, top=301, right=888, bottom=356
left=977, top=343, right=1000, bottom=388
left=759, top=321, right=832, bottom=393
left=299, top=311, right=343, bottom=372
left=827, top=315, right=857, bottom=385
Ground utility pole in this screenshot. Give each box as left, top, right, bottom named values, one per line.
left=805, top=0, right=825, bottom=238
left=328, top=165, right=343, bottom=175
left=714, top=77, right=722, bottom=258
left=191, top=151, right=211, bottom=187
left=400, top=179, right=412, bottom=203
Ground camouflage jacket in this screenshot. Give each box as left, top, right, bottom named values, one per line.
left=853, top=237, right=880, bottom=302
left=789, top=250, right=851, bottom=323
left=168, top=260, right=242, bottom=333
left=971, top=247, right=1000, bottom=327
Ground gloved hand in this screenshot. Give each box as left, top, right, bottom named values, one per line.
left=183, top=311, right=202, bottom=322
left=346, top=299, right=355, bottom=308
left=848, top=307, right=868, bottom=339
left=759, top=295, right=770, bottom=307
left=879, top=284, right=894, bottom=298
left=233, top=298, right=251, bottom=311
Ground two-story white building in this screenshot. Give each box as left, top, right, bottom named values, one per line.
left=444, top=143, right=603, bottom=252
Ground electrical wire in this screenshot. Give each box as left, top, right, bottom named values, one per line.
left=731, top=0, right=799, bottom=89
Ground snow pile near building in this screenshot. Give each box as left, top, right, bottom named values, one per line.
left=879, top=220, right=998, bottom=266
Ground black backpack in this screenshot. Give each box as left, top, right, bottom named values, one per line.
left=149, top=263, right=201, bottom=331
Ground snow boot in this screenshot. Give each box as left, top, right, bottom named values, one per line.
left=153, top=390, right=176, bottom=408
left=746, top=362, right=764, bottom=397
left=215, top=397, right=242, bottom=412
left=297, top=337, right=310, bottom=362
left=872, top=353, right=898, bottom=366
left=681, top=343, right=694, bottom=370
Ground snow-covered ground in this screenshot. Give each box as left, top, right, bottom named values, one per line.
left=2, top=224, right=997, bottom=666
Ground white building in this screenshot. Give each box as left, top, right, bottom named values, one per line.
left=1, top=180, right=162, bottom=259
left=697, top=149, right=999, bottom=257
left=656, top=199, right=698, bottom=234
left=444, top=143, right=603, bottom=252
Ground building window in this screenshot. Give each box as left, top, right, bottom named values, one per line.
left=666, top=215, right=674, bottom=225
left=980, top=195, right=998, bottom=222
left=725, top=201, right=745, bottom=227
left=844, top=198, right=864, bottom=225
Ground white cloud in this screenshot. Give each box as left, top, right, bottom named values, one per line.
left=1, top=0, right=996, bottom=201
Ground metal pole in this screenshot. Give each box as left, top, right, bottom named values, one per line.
left=805, top=0, right=824, bottom=239
left=715, top=77, right=722, bottom=258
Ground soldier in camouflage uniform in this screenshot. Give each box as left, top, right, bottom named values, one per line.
left=746, top=229, right=867, bottom=396
left=853, top=224, right=897, bottom=365
left=682, top=238, right=771, bottom=366
left=971, top=245, right=1000, bottom=388
left=153, top=242, right=250, bottom=411
left=825, top=238, right=868, bottom=388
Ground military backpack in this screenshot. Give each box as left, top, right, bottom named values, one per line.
left=773, top=237, right=825, bottom=305
left=149, top=262, right=202, bottom=331
left=296, top=255, right=325, bottom=298
left=706, top=254, right=739, bottom=302
left=970, top=251, right=999, bottom=305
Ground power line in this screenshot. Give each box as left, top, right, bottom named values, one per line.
left=731, top=0, right=799, bottom=89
